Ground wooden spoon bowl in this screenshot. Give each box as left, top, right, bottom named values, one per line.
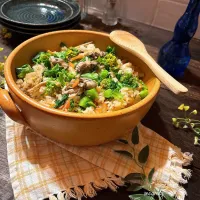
left=110, top=30, right=188, bottom=95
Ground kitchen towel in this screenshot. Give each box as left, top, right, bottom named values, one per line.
left=6, top=116, right=193, bottom=200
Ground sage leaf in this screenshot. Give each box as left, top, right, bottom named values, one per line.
left=124, top=173, right=145, bottom=181
left=132, top=127, right=139, bottom=144
left=114, top=150, right=132, bottom=158
left=162, top=192, right=176, bottom=200
left=118, top=139, right=128, bottom=144
left=138, top=145, right=149, bottom=164
left=148, top=168, right=155, bottom=183
left=127, top=183, right=143, bottom=192
left=129, top=194, right=155, bottom=200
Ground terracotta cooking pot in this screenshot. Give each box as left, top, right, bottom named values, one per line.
left=0, top=30, right=160, bottom=146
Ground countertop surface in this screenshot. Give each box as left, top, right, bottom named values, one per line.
left=0, top=15, right=200, bottom=200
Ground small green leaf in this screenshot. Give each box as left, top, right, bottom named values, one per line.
left=129, top=194, right=154, bottom=200
left=114, top=150, right=133, bottom=158
left=138, top=145, right=149, bottom=164
left=148, top=168, right=155, bottom=183
left=124, top=173, right=145, bottom=181
left=132, top=127, right=139, bottom=144
left=193, top=128, right=200, bottom=135
left=127, top=183, right=143, bottom=192
left=118, top=139, right=128, bottom=144
left=162, top=192, right=176, bottom=200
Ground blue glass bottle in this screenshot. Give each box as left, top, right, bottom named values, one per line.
left=158, top=0, right=200, bottom=78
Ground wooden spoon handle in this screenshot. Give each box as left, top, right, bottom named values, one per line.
left=137, top=52, right=188, bottom=94
left=110, top=31, right=188, bottom=94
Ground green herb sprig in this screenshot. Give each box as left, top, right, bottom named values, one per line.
left=115, top=127, right=175, bottom=200
left=172, top=104, right=200, bottom=146
left=0, top=47, right=8, bottom=89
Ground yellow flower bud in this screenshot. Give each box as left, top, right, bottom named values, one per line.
left=178, top=104, right=184, bottom=110
left=175, top=122, right=179, bottom=128
left=194, top=136, right=200, bottom=145
left=0, top=47, right=3, bottom=52
left=191, top=110, right=198, bottom=115
left=184, top=106, right=190, bottom=111
left=4, top=56, right=7, bottom=60
left=172, top=118, right=177, bottom=123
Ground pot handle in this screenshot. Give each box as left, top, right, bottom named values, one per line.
left=0, top=88, right=28, bottom=125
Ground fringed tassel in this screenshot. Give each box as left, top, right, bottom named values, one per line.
left=74, top=186, right=86, bottom=200
left=182, top=152, right=193, bottom=166
left=42, top=176, right=124, bottom=200
left=57, top=191, right=66, bottom=200
left=93, top=179, right=108, bottom=190
left=152, top=150, right=193, bottom=200
left=48, top=194, right=58, bottom=200
left=65, top=188, right=77, bottom=199
left=104, top=178, right=119, bottom=192
left=83, top=183, right=97, bottom=198
left=110, top=177, right=124, bottom=186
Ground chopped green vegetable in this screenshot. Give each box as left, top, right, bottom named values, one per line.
left=120, top=73, right=135, bottom=85
left=97, top=53, right=117, bottom=70
left=112, top=90, right=123, bottom=100
left=118, top=73, right=139, bottom=88
left=44, top=64, right=62, bottom=78
left=16, top=64, right=34, bottom=79
left=66, top=47, right=79, bottom=59
left=79, top=96, right=96, bottom=108
left=54, top=94, right=69, bottom=108
left=85, top=88, right=98, bottom=100
left=57, top=69, right=76, bottom=86
left=81, top=73, right=99, bottom=81
left=70, top=99, right=75, bottom=108
left=45, top=79, right=61, bottom=95
left=139, top=89, right=148, bottom=99
left=104, top=89, right=113, bottom=98
left=68, top=99, right=75, bottom=112
left=60, top=42, right=67, bottom=47
left=99, top=69, right=109, bottom=80
left=106, top=46, right=116, bottom=54
left=32, top=51, right=51, bottom=69
left=100, top=78, right=117, bottom=90
left=54, top=51, right=67, bottom=60
left=104, top=89, right=123, bottom=100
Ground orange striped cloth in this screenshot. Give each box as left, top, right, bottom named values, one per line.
left=6, top=116, right=193, bottom=200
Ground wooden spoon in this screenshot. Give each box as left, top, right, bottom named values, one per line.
left=110, top=30, right=188, bottom=94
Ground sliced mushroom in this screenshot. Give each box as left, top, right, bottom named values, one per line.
left=49, top=56, right=68, bottom=69
left=79, top=78, right=97, bottom=90
left=62, top=87, right=84, bottom=96
left=88, top=51, right=107, bottom=59
left=75, top=61, right=97, bottom=74
left=49, top=56, right=63, bottom=64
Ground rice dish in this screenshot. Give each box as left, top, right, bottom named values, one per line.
left=16, top=42, right=148, bottom=114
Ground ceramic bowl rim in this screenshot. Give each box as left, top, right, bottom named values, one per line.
left=4, top=30, right=160, bottom=119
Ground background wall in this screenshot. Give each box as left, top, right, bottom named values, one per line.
left=88, top=0, right=200, bottom=39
